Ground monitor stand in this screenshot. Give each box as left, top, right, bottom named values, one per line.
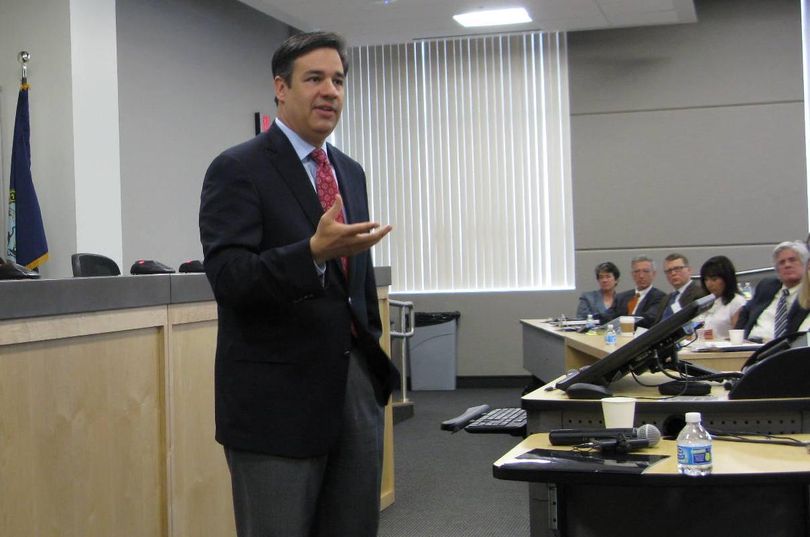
left=665, top=348, right=721, bottom=377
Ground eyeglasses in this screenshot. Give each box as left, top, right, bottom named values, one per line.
left=664, top=265, right=687, bottom=274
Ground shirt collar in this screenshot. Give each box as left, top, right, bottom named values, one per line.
left=781, top=284, right=800, bottom=297
left=673, top=280, right=692, bottom=294
left=275, top=118, right=327, bottom=162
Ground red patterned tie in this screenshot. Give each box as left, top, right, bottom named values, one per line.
left=311, top=148, right=347, bottom=276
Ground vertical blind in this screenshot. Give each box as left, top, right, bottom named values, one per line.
left=332, top=32, right=573, bottom=293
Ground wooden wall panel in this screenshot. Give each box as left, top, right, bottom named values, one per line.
left=0, top=329, right=164, bottom=537
left=167, top=304, right=236, bottom=537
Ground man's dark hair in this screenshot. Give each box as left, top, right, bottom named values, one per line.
left=272, top=31, right=349, bottom=104
left=664, top=253, right=689, bottom=266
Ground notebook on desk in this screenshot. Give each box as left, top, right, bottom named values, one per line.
left=692, top=342, right=762, bottom=352
left=496, top=448, right=668, bottom=477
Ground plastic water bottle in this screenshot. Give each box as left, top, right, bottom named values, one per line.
left=677, top=412, right=712, bottom=476
left=741, top=282, right=753, bottom=300
left=586, top=314, right=595, bottom=331
left=604, top=324, right=617, bottom=346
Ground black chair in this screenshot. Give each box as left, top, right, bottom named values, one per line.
left=71, top=253, right=121, bottom=277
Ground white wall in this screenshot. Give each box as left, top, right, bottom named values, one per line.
left=70, top=0, right=123, bottom=267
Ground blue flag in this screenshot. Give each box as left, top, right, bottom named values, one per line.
left=7, top=83, right=48, bottom=269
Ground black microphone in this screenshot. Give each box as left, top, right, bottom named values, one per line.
left=548, top=424, right=661, bottom=446
left=590, top=435, right=660, bottom=453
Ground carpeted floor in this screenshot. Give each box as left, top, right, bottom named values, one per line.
left=379, top=388, right=530, bottom=537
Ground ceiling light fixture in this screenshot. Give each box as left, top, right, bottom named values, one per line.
left=453, top=7, right=531, bottom=28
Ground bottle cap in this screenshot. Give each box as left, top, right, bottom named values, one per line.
left=685, top=411, right=701, bottom=423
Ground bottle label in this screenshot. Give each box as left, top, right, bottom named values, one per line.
left=677, top=444, right=712, bottom=466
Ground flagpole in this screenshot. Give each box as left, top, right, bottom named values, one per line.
left=18, top=51, right=30, bottom=84
left=7, top=50, right=48, bottom=269
left=3, top=52, right=30, bottom=259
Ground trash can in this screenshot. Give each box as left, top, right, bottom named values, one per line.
left=408, top=311, right=460, bottom=390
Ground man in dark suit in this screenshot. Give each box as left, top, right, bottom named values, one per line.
left=736, top=241, right=810, bottom=340
left=606, top=255, right=666, bottom=328
left=654, top=253, right=708, bottom=323
left=199, top=32, right=399, bottom=537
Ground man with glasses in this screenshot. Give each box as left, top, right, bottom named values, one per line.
left=655, top=253, right=707, bottom=323
left=736, top=241, right=810, bottom=341
left=606, top=255, right=666, bottom=328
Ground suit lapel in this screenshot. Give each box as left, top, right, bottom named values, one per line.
left=264, top=124, right=323, bottom=230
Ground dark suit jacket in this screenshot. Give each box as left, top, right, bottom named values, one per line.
left=654, top=280, right=709, bottom=324
left=736, top=277, right=809, bottom=338
left=199, top=123, right=399, bottom=458
left=606, top=287, right=666, bottom=328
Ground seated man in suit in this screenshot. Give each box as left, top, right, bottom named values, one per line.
left=655, top=253, right=708, bottom=322
left=606, top=255, right=666, bottom=328
left=736, top=241, right=810, bottom=341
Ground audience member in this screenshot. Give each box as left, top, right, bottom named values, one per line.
left=605, top=256, right=666, bottom=328
left=736, top=241, right=810, bottom=340
left=577, top=262, right=620, bottom=321
left=791, top=238, right=810, bottom=332
left=698, top=255, right=746, bottom=340
left=655, top=253, right=708, bottom=322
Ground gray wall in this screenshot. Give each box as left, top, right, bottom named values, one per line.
left=394, top=0, right=807, bottom=377
left=116, top=0, right=292, bottom=269
left=0, top=0, right=77, bottom=277
left=3, top=0, right=805, bottom=377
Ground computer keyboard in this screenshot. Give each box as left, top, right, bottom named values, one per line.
left=465, top=407, right=527, bottom=435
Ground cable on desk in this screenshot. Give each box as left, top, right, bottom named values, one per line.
left=708, top=431, right=810, bottom=448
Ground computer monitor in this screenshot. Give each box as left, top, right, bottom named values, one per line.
left=556, top=294, right=716, bottom=391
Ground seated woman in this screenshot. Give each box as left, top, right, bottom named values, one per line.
left=699, top=255, right=746, bottom=340
left=576, top=262, right=620, bottom=321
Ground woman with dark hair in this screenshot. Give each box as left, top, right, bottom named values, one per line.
left=700, top=255, right=746, bottom=339
left=577, top=262, right=620, bottom=321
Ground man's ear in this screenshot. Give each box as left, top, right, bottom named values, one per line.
left=274, top=76, right=287, bottom=105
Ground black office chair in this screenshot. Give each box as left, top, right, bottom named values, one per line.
left=71, top=253, right=121, bottom=277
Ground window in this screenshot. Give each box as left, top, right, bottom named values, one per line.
left=332, top=32, right=573, bottom=292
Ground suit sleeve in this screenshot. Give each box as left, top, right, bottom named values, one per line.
left=637, top=291, right=665, bottom=328
left=735, top=303, right=751, bottom=330
left=363, top=252, right=383, bottom=341
left=576, top=294, right=591, bottom=320
left=199, top=152, right=323, bottom=311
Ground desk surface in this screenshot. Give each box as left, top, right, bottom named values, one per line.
left=523, top=372, right=810, bottom=412
left=498, top=432, right=810, bottom=537
left=521, top=319, right=752, bottom=366
left=495, top=432, right=810, bottom=484
left=522, top=372, right=810, bottom=436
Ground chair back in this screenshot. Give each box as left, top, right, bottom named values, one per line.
left=71, top=253, right=121, bottom=277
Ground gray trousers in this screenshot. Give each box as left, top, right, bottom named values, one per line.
left=224, top=348, right=385, bottom=537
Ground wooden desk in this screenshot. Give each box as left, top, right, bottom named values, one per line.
left=521, top=320, right=751, bottom=381
left=0, top=273, right=394, bottom=537
left=495, top=433, right=810, bottom=537
left=523, top=372, right=810, bottom=435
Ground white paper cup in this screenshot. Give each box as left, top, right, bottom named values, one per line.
left=619, top=316, right=635, bottom=336
left=728, top=329, right=745, bottom=345
left=601, top=397, right=636, bottom=428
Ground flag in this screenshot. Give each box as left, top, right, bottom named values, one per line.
left=7, top=82, right=48, bottom=269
